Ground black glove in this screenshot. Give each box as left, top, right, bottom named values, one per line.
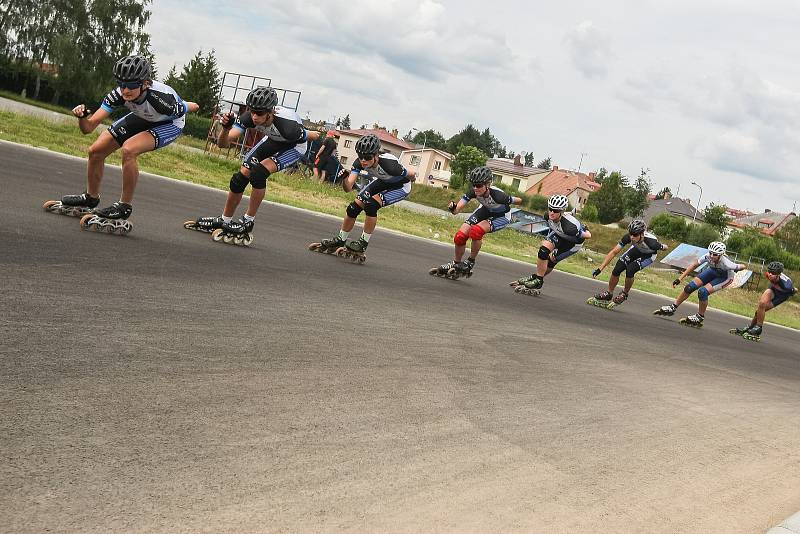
left=592, top=268, right=601, bottom=278
left=672, top=278, right=681, bottom=288
left=220, top=112, right=236, bottom=129
left=79, top=106, right=91, bottom=118
left=447, top=201, right=457, bottom=214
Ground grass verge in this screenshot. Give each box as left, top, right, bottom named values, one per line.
left=1, top=109, right=797, bottom=329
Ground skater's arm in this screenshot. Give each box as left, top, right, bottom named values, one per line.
left=72, top=104, right=109, bottom=134
left=598, top=244, right=623, bottom=271
left=216, top=125, right=242, bottom=148
left=185, top=101, right=200, bottom=113
left=674, top=260, right=700, bottom=286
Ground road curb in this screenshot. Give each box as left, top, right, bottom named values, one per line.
left=3, top=137, right=797, bottom=333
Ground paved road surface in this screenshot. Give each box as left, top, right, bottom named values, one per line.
left=1, top=141, right=799, bottom=533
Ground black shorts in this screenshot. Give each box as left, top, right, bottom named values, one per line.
left=108, top=113, right=181, bottom=148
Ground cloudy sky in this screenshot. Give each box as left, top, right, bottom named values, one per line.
left=148, top=0, right=800, bottom=214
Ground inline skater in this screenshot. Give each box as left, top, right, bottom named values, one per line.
left=588, top=219, right=667, bottom=308
left=44, top=54, right=199, bottom=234
left=308, top=134, right=415, bottom=262
left=184, top=86, right=320, bottom=245
left=653, top=241, right=747, bottom=327
left=512, top=194, right=591, bottom=295
left=731, top=261, right=796, bottom=340
left=430, top=166, right=522, bottom=279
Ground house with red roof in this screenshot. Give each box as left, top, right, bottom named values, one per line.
left=336, top=128, right=414, bottom=167
left=486, top=155, right=549, bottom=192
left=523, top=166, right=601, bottom=212
left=726, top=210, right=796, bottom=237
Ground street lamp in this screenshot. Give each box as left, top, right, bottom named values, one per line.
left=690, top=180, right=703, bottom=223
left=411, top=127, right=427, bottom=150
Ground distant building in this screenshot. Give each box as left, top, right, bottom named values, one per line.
left=486, top=155, right=549, bottom=192
left=399, top=148, right=453, bottom=188
left=523, top=166, right=600, bottom=212
left=642, top=197, right=702, bottom=225
left=727, top=210, right=796, bottom=236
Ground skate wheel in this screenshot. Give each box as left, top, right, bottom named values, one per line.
left=309, top=243, right=321, bottom=251
left=79, top=213, right=93, bottom=230
left=211, top=229, right=225, bottom=242
left=43, top=200, right=59, bottom=211
left=241, top=234, right=253, bottom=247
left=429, top=268, right=439, bottom=276
left=183, top=220, right=197, bottom=230
left=335, top=247, right=346, bottom=257
left=105, top=224, right=116, bottom=234
left=357, top=256, right=366, bottom=264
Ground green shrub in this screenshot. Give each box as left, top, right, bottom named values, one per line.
left=182, top=114, right=213, bottom=140
left=650, top=213, right=689, bottom=241
left=685, top=223, right=720, bottom=248
left=581, top=203, right=599, bottom=222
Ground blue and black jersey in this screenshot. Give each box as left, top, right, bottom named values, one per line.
left=101, top=81, right=188, bottom=127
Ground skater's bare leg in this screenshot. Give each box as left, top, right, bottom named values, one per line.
left=244, top=159, right=277, bottom=217
left=86, top=130, right=119, bottom=197
left=755, top=290, right=775, bottom=326
left=608, top=274, right=621, bottom=292
left=223, top=191, right=243, bottom=218
left=673, top=276, right=700, bottom=306
left=697, top=283, right=715, bottom=315
left=119, top=132, right=156, bottom=204
left=537, top=241, right=555, bottom=277
left=469, top=220, right=490, bottom=260
left=622, top=276, right=634, bottom=293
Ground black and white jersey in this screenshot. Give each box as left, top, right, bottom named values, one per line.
left=461, top=185, right=514, bottom=214
left=233, top=106, right=308, bottom=150
left=771, top=273, right=795, bottom=296
left=698, top=253, right=740, bottom=274
left=101, top=81, right=189, bottom=127
left=619, top=231, right=663, bottom=257
left=352, top=153, right=409, bottom=185
left=548, top=212, right=585, bottom=244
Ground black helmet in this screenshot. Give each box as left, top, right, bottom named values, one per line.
left=767, top=261, right=784, bottom=274
left=355, top=134, right=381, bottom=158
left=467, top=166, right=493, bottom=185
left=246, top=86, right=278, bottom=111
left=628, top=218, right=646, bottom=235
left=113, top=55, right=151, bottom=83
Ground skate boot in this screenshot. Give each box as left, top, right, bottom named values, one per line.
left=429, top=261, right=458, bottom=279
left=612, top=291, right=629, bottom=305
left=510, top=273, right=535, bottom=287
left=729, top=325, right=750, bottom=336
left=211, top=216, right=254, bottom=246
left=452, top=257, right=475, bottom=279
left=79, top=201, right=132, bottom=235
left=679, top=313, right=704, bottom=328
left=742, top=324, right=762, bottom=341
left=337, top=238, right=368, bottom=263
left=184, top=216, right=224, bottom=233
left=515, top=275, right=543, bottom=296
left=653, top=303, right=677, bottom=316
left=43, top=192, right=100, bottom=217
left=308, top=236, right=345, bottom=255
left=587, top=289, right=615, bottom=309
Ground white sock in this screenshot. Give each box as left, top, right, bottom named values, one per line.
left=361, top=232, right=371, bottom=242
left=338, top=230, right=349, bottom=240
left=244, top=214, right=255, bottom=222
left=222, top=215, right=232, bottom=223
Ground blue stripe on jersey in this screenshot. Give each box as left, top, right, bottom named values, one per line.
left=382, top=187, right=409, bottom=206
left=101, top=103, right=114, bottom=113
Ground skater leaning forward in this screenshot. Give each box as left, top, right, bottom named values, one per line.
left=732, top=261, right=796, bottom=339
left=590, top=219, right=667, bottom=306
left=45, top=54, right=199, bottom=230
left=186, top=86, right=320, bottom=243
left=431, top=166, right=522, bottom=279
left=512, top=194, right=591, bottom=294
left=654, top=241, right=747, bottom=327
left=309, top=134, right=415, bottom=260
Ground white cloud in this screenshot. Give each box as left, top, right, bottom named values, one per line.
left=564, top=21, right=613, bottom=80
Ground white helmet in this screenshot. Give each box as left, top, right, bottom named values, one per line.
left=548, top=194, right=569, bottom=211
left=708, top=241, right=726, bottom=255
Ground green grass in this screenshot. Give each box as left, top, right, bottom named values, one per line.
left=1, top=109, right=798, bottom=329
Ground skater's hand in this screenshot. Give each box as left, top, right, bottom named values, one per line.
left=219, top=112, right=236, bottom=129
left=592, top=268, right=601, bottom=278
left=672, top=278, right=681, bottom=287
left=447, top=201, right=457, bottom=214
left=72, top=104, right=90, bottom=118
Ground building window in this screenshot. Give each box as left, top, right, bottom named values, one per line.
left=410, top=155, right=421, bottom=166
left=340, top=156, right=348, bottom=165
left=344, top=140, right=352, bottom=148
left=493, top=173, right=501, bottom=181
left=433, top=160, right=442, bottom=170
left=512, top=178, right=521, bottom=190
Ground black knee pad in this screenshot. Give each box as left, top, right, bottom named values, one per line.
left=538, top=245, right=551, bottom=261
left=363, top=197, right=380, bottom=217
left=612, top=259, right=627, bottom=277
left=229, top=171, right=249, bottom=194
left=346, top=201, right=363, bottom=218
left=248, top=161, right=270, bottom=189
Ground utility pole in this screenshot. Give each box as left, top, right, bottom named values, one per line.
left=577, top=152, right=588, bottom=172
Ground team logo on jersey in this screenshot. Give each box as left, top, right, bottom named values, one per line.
left=118, top=127, right=127, bottom=135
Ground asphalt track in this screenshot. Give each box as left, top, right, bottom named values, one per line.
left=1, top=140, right=799, bottom=533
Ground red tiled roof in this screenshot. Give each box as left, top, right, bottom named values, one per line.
left=486, top=158, right=549, bottom=178
left=524, top=168, right=600, bottom=197
left=338, top=128, right=414, bottom=150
